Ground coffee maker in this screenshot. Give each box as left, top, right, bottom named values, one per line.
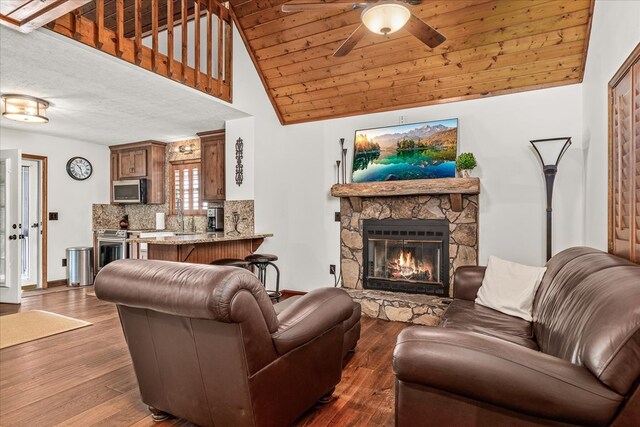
left=207, top=207, right=224, bottom=232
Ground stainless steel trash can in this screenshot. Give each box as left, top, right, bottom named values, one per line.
left=66, top=247, right=94, bottom=286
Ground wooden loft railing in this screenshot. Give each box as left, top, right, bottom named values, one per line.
left=48, top=0, right=233, bottom=102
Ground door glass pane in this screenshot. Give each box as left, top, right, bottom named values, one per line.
left=0, top=159, right=6, bottom=284
left=21, top=165, right=29, bottom=278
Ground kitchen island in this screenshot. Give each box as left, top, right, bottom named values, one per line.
left=127, top=232, right=273, bottom=264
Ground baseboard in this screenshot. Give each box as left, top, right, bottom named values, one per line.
left=47, top=279, right=67, bottom=288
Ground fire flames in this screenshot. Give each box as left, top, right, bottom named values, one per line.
left=388, top=250, right=431, bottom=281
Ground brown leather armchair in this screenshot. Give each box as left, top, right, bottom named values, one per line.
left=95, top=259, right=357, bottom=427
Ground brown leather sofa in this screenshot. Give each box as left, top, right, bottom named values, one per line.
left=393, top=247, right=640, bottom=426
left=95, top=259, right=360, bottom=427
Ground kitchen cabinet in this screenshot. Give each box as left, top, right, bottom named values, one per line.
left=118, top=149, right=147, bottom=178
left=110, top=141, right=165, bottom=204
left=198, top=130, right=226, bottom=201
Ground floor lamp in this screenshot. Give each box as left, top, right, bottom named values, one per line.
left=530, top=137, right=572, bottom=261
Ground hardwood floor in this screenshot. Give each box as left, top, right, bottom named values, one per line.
left=0, top=287, right=408, bottom=426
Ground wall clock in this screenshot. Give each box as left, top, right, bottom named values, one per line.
left=66, top=156, right=93, bottom=181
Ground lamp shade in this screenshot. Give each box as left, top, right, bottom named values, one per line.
left=1, top=94, right=49, bottom=124
left=530, top=137, right=572, bottom=167
left=361, top=1, right=411, bottom=35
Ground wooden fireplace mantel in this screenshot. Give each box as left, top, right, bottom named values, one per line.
left=330, top=178, right=480, bottom=212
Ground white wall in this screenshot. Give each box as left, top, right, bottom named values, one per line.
left=0, top=127, right=110, bottom=281
left=582, top=1, right=640, bottom=249
left=231, top=28, right=585, bottom=292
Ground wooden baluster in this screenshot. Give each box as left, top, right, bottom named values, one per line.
left=206, top=0, right=212, bottom=93
left=152, top=0, right=159, bottom=71
left=95, top=0, right=104, bottom=48
left=194, top=0, right=200, bottom=89
left=134, top=0, right=142, bottom=65
left=168, top=0, right=174, bottom=78
left=116, top=0, right=124, bottom=57
left=217, top=4, right=223, bottom=96
left=225, top=13, right=232, bottom=95
left=72, top=9, right=81, bottom=41
left=181, top=0, right=188, bottom=83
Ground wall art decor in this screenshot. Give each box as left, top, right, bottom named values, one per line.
left=235, top=137, right=243, bottom=186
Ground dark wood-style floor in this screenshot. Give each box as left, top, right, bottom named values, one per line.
left=0, top=287, right=407, bottom=427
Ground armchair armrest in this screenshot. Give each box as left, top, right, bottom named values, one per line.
left=393, top=327, right=623, bottom=426
left=453, top=266, right=486, bottom=300
left=272, top=288, right=353, bottom=355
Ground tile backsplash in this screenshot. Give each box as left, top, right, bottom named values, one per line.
left=223, top=200, right=255, bottom=236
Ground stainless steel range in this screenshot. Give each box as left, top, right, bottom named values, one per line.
left=96, top=229, right=128, bottom=273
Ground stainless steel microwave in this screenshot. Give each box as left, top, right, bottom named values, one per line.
left=113, top=179, right=147, bottom=204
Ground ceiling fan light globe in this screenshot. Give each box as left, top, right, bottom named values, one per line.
left=361, top=2, right=411, bottom=35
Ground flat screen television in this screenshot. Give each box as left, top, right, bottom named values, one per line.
left=351, top=118, right=458, bottom=183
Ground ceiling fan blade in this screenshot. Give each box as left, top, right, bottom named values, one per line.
left=281, top=2, right=365, bottom=12
left=405, top=14, right=446, bottom=48
left=333, top=24, right=367, bottom=57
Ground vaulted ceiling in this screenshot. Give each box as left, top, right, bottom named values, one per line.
left=229, top=0, right=594, bottom=125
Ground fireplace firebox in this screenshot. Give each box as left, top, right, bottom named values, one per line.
left=363, top=219, right=449, bottom=296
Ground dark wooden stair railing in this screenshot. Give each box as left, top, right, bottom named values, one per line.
left=48, top=0, right=233, bottom=102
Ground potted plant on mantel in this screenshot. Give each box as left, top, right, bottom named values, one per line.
left=456, top=152, right=477, bottom=178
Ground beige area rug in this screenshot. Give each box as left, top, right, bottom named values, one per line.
left=0, top=310, right=92, bottom=349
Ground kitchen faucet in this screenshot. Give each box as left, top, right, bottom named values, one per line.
left=177, top=198, right=185, bottom=232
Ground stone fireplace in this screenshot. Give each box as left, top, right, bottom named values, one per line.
left=332, top=178, right=479, bottom=324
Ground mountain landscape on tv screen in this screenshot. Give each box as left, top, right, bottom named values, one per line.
left=352, top=119, right=458, bottom=183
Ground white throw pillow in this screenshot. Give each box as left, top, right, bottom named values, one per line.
left=475, top=256, right=547, bottom=321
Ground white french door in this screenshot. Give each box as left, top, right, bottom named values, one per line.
left=20, top=158, right=41, bottom=287
left=0, top=149, right=22, bottom=304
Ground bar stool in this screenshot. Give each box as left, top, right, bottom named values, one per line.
left=245, top=253, right=281, bottom=301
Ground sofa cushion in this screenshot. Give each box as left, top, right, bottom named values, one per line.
left=440, top=299, right=538, bottom=350
left=274, top=294, right=362, bottom=361
left=475, top=256, right=546, bottom=321
left=533, top=247, right=640, bottom=395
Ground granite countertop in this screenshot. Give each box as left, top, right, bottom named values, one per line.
left=127, top=232, right=273, bottom=245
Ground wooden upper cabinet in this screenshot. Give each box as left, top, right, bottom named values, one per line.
left=110, top=141, right=166, bottom=204
left=609, top=44, right=640, bottom=263
left=118, top=149, right=147, bottom=178
left=198, top=130, right=225, bottom=202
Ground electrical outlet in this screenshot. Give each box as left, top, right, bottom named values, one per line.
left=329, top=264, right=336, bottom=275
left=49, top=212, right=58, bottom=220
left=62, top=258, right=67, bottom=267
left=334, top=212, right=341, bottom=222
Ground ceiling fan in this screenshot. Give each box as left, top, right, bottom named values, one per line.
left=281, top=0, right=446, bottom=57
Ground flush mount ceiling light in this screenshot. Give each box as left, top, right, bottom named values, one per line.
left=1, top=94, right=49, bottom=124
left=361, top=1, right=411, bottom=35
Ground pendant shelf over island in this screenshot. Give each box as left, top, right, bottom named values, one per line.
left=331, top=178, right=480, bottom=212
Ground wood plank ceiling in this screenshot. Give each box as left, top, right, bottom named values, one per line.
left=1, top=0, right=91, bottom=33
left=229, top=0, right=594, bottom=125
